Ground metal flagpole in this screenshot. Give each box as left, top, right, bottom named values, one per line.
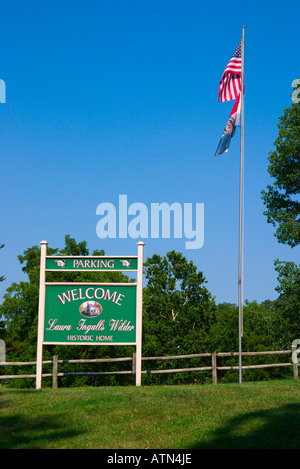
left=238, top=26, right=245, bottom=384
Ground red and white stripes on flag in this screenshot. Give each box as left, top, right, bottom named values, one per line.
left=218, top=41, right=242, bottom=102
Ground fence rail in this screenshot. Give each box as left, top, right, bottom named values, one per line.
left=0, top=349, right=298, bottom=387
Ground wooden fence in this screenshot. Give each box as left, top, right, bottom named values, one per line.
left=0, top=348, right=298, bottom=387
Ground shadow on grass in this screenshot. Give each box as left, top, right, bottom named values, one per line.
left=0, top=413, right=84, bottom=449
left=188, top=403, right=300, bottom=449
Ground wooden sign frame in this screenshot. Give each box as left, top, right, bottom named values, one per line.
left=36, top=241, right=144, bottom=389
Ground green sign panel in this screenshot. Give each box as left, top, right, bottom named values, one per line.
left=46, top=257, right=138, bottom=271
left=44, top=284, right=137, bottom=345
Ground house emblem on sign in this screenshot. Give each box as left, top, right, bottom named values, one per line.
left=120, top=260, right=131, bottom=268
left=55, top=260, right=66, bottom=268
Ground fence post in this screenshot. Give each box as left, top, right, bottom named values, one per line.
left=132, top=352, right=136, bottom=386
left=212, top=350, right=217, bottom=384
left=52, top=355, right=58, bottom=389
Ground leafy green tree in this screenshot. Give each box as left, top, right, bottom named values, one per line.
left=143, top=251, right=215, bottom=354
left=209, top=300, right=288, bottom=383
left=261, top=102, right=300, bottom=247
left=273, top=260, right=300, bottom=347
left=261, top=99, right=300, bottom=362
left=243, top=300, right=278, bottom=351
left=0, top=243, right=6, bottom=338
left=0, top=281, right=39, bottom=359
left=242, top=299, right=291, bottom=382
left=208, top=302, right=239, bottom=353
left=142, top=251, right=216, bottom=383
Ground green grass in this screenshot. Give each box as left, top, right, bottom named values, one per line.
left=1, top=380, right=300, bottom=449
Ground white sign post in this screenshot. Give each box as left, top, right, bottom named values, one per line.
left=36, top=240, right=48, bottom=389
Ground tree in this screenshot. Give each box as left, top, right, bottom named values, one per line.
left=261, top=98, right=300, bottom=350
left=261, top=101, right=300, bottom=247
left=142, top=251, right=216, bottom=384
left=143, top=251, right=215, bottom=355
left=273, top=260, right=300, bottom=346
left=209, top=300, right=289, bottom=383
left=0, top=243, right=6, bottom=338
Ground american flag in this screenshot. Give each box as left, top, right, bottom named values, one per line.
left=218, top=41, right=242, bottom=102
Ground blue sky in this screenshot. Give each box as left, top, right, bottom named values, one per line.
left=0, top=0, right=299, bottom=305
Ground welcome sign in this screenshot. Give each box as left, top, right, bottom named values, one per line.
left=44, top=283, right=137, bottom=345
left=36, top=241, right=144, bottom=389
